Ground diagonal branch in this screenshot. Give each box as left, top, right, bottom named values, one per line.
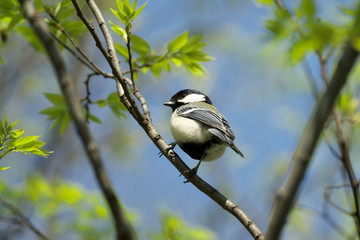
left=0, top=198, right=49, bottom=240
left=73, top=0, right=264, bottom=239
left=18, top=1, right=135, bottom=240
left=319, top=51, right=360, bottom=236
left=266, top=43, right=359, bottom=240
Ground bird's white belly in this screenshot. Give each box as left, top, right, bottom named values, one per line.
left=202, top=143, right=227, bottom=162
left=170, top=114, right=211, bottom=144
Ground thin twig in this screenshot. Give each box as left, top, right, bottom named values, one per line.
left=47, top=11, right=114, bottom=78
left=319, top=51, right=360, bottom=236
left=82, top=72, right=96, bottom=122
left=50, top=32, right=97, bottom=71
left=324, top=184, right=356, bottom=215
left=0, top=198, right=49, bottom=240
left=266, top=42, right=359, bottom=240
left=296, top=203, right=351, bottom=239
left=302, top=58, right=319, bottom=98
left=125, top=32, right=151, bottom=120
left=18, top=1, right=135, bottom=240
left=274, top=0, right=285, bottom=10
left=73, top=0, right=264, bottom=238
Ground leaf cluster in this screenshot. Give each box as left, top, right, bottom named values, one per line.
left=95, top=92, right=128, bottom=119
left=40, top=93, right=103, bottom=134
left=0, top=116, right=52, bottom=171
left=261, top=0, right=360, bottom=65
left=148, top=212, right=216, bottom=240
left=44, top=0, right=88, bottom=49
left=110, top=0, right=213, bottom=78
left=0, top=174, right=136, bottom=239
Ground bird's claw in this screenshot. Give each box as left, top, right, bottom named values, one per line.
left=179, top=167, right=199, bottom=183
left=158, top=142, right=177, bottom=157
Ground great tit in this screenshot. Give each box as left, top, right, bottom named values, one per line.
left=164, top=89, right=244, bottom=175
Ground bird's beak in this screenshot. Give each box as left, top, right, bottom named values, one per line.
left=163, top=101, right=175, bottom=107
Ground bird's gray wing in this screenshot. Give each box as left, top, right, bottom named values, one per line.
left=177, top=106, right=235, bottom=140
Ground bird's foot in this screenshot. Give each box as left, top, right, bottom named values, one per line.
left=158, top=142, right=177, bottom=157
left=180, top=164, right=200, bottom=183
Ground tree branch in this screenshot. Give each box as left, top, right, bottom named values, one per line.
left=18, top=1, right=135, bottom=240
left=72, top=0, right=264, bottom=239
left=0, top=198, right=49, bottom=240
left=319, top=51, right=360, bottom=236
left=266, top=43, right=359, bottom=240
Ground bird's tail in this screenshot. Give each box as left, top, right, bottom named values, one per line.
left=230, top=143, right=244, bottom=158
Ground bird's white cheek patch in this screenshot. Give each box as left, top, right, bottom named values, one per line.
left=179, top=93, right=206, bottom=103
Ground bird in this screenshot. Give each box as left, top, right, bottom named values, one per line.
left=163, top=89, right=244, bottom=177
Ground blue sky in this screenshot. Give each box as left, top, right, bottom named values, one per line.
left=1, top=0, right=358, bottom=239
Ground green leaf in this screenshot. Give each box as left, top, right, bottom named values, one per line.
left=300, top=0, right=315, bottom=19
left=16, top=26, right=45, bottom=53
left=171, top=57, right=182, bottom=67
left=116, top=0, right=124, bottom=12
left=160, top=59, right=171, bottom=72
left=10, top=129, right=24, bottom=139
left=110, top=8, right=128, bottom=25
left=123, top=0, right=131, bottom=16
left=131, top=1, right=148, bottom=20
left=59, top=112, right=70, bottom=134
left=290, top=38, right=320, bottom=65
left=109, top=20, right=128, bottom=42
left=150, top=62, right=162, bottom=78
left=6, top=134, right=52, bottom=158
left=0, top=166, right=10, bottom=171
left=184, top=51, right=214, bottom=62
left=131, top=0, right=137, bottom=12
left=96, top=99, right=107, bottom=108
left=107, top=92, right=127, bottom=119
left=130, top=35, right=150, bottom=54
left=40, top=93, right=71, bottom=134
left=44, top=93, right=66, bottom=105
left=88, top=114, right=102, bottom=124
left=337, top=92, right=359, bottom=115
left=257, top=0, right=274, bottom=5
left=180, top=35, right=206, bottom=53
left=8, top=14, right=22, bottom=31
left=8, top=119, right=20, bottom=132
left=114, top=42, right=129, bottom=59
left=185, top=62, right=206, bottom=77
left=0, top=118, right=4, bottom=136
left=168, top=31, right=189, bottom=53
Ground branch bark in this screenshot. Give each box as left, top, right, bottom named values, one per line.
left=0, top=198, right=49, bottom=240
left=72, top=0, right=264, bottom=239
left=18, top=1, right=134, bottom=240
left=266, top=43, right=359, bottom=240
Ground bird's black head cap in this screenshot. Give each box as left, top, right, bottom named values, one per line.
left=163, top=89, right=212, bottom=111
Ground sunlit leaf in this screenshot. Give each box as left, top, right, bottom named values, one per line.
left=257, top=0, right=274, bottom=5
left=168, top=31, right=188, bottom=53
left=16, top=25, right=45, bottom=53
left=290, top=38, right=320, bottom=65
left=44, top=93, right=66, bottom=105
left=150, top=62, right=162, bottom=78
left=131, top=35, right=150, bottom=54
left=10, top=129, right=24, bottom=139
left=114, top=42, right=129, bottom=59
left=88, top=114, right=102, bottom=124
left=40, top=93, right=71, bottom=134
left=131, top=1, right=148, bottom=20
left=109, top=20, right=128, bottom=42
left=300, top=0, right=315, bottom=19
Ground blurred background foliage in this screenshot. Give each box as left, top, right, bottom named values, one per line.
left=1, top=0, right=360, bottom=239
